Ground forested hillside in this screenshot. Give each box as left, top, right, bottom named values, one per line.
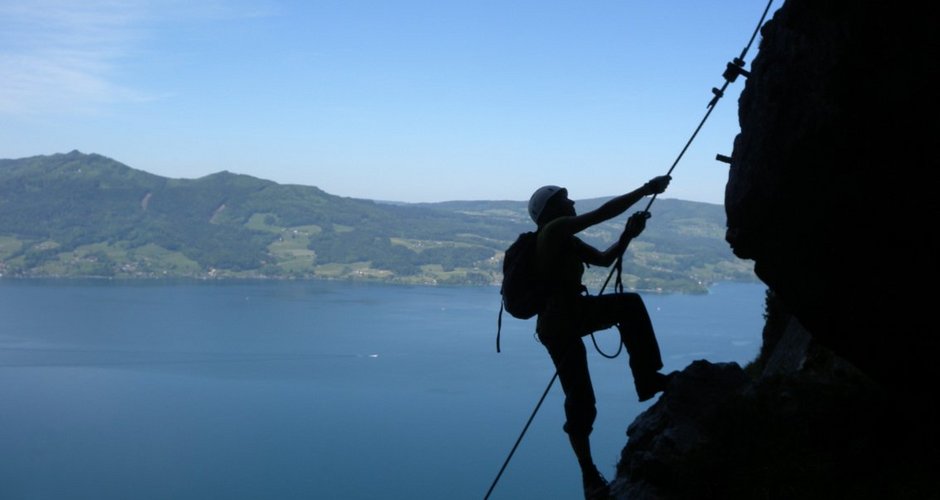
left=0, top=151, right=753, bottom=291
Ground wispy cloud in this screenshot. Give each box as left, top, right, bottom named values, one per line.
left=0, top=0, right=277, bottom=116
left=0, top=0, right=157, bottom=115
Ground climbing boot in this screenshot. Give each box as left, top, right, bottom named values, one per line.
left=582, top=466, right=610, bottom=500
left=635, top=371, right=672, bottom=402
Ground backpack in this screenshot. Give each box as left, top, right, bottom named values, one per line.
left=496, top=231, right=545, bottom=351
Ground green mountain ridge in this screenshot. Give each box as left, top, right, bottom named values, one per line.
left=0, top=151, right=754, bottom=291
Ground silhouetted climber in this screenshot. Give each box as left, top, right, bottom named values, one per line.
left=528, top=176, right=673, bottom=500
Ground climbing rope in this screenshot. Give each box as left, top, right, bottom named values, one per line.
left=485, top=2, right=775, bottom=498
left=590, top=266, right=626, bottom=359
left=483, top=370, right=559, bottom=500
left=598, top=0, right=775, bottom=300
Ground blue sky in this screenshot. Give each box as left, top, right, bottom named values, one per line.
left=1, top=0, right=773, bottom=203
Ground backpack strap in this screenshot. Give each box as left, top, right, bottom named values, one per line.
left=496, top=302, right=503, bottom=353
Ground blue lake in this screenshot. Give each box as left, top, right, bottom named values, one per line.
left=0, top=280, right=766, bottom=500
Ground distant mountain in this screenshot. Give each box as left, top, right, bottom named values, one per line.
left=0, top=151, right=754, bottom=291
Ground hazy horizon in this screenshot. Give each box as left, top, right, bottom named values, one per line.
left=4, top=149, right=733, bottom=206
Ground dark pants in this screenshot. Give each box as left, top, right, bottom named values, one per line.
left=536, top=292, right=663, bottom=438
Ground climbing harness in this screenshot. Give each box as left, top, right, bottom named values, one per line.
left=484, top=2, right=776, bottom=498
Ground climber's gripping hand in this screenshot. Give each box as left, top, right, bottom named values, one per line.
left=624, top=211, right=651, bottom=239
left=643, top=175, right=671, bottom=196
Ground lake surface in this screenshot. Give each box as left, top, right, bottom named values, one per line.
left=0, top=280, right=766, bottom=500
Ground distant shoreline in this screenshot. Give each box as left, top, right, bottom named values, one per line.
left=0, top=274, right=760, bottom=295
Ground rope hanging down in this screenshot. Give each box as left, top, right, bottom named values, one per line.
left=485, top=2, right=775, bottom=498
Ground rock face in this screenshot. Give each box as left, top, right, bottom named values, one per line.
left=613, top=1, right=939, bottom=497
left=613, top=361, right=751, bottom=499
left=725, top=0, right=938, bottom=388
left=612, top=316, right=937, bottom=499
